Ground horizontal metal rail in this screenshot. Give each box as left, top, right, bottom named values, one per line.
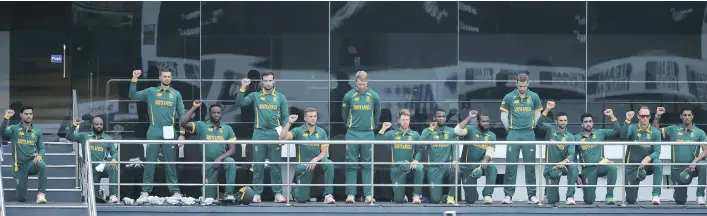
left=107, top=78, right=707, bottom=84
left=88, top=139, right=705, bottom=146
left=93, top=183, right=699, bottom=188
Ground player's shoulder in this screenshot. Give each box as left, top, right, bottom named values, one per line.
left=221, top=123, right=234, bottom=131
left=367, top=88, right=380, bottom=96
left=487, top=130, right=497, bottom=137
left=650, top=126, right=661, bottom=133
left=102, top=133, right=114, bottom=140
left=32, top=127, right=42, bottom=134
left=275, top=91, right=287, bottom=98
left=315, top=126, right=328, bottom=134
left=691, top=126, right=706, bottom=134
left=344, top=89, right=356, bottom=96
left=409, top=130, right=421, bottom=136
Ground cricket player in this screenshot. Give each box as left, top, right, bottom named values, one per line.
left=654, top=107, right=707, bottom=205
left=129, top=69, right=186, bottom=202
left=66, top=117, right=119, bottom=203
left=279, top=108, right=335, bottom=204
left=180, top=101, right=238, bottom=201
left=420, top=108, right=458, bottom=204
left=620, top=107, right=662, bottom=205
left=454, top=110, right=497, bottom=204
left=342, top=71, right=381, bottom=203
left=499, top=73, right=542, bottom=204
left=377, top=109, right=423, bottom=204
left=1, top=107, right=47, bottom=203
left=575, top=110, right=620, bottom=205
left=536, top=101, right=578, bottom=205
left=236, top=71, right=289, bottom=203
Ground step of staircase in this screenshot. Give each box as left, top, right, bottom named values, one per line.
left=2, top=142, right=75, bottom=154
left=2, top=164, right=77, bottom=177
left=2, top=176, right=76, bottom=189
left=3, top=188, right=83, bottom=202
left=2, top=152, right=77, bottom=166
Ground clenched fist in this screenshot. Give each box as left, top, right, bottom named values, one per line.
left=469, top=110, right=478, bottom=119
left=656, top=107, right=665, bottom=116
left=242, top=78, right=251, bottom=86
left=546, top=101, right=556, bottom=109
left=288, top=114, right=298, bottom=124
left=132, top=70, right=142, bottom=78
left=603, top=109, right=613, bottom=116
left=626, top=111, right=635, bottom=120
left=5, top=109, right=14, bottom=118
left=192, top=100, right=202, bottom=108
left=382, top=122, right=392, bottom=129
left=429, top=121, right=437, bottom=128
left=74, top=119, right=84, bottom=125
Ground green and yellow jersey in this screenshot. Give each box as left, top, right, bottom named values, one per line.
left=499, top=89, right=542, bottom=130
left=342, top=88, right=381, bottom=131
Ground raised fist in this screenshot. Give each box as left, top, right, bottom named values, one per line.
left=382, top=122, right=392, bottom=129
left=656, top=107, right=665, bottom=116
left=546, top=101, right=556, bottom=109
left=288, top=114, right=298, bottom=124
left=192, top=100, right=202, bottom=108
left=626, top=111, right=635, bottom=120
left=5, top=109, right=14, bottom=117
left=603, top=109, right=613, bottom=116
left=242, top=78, right=251, bottom=86
left=429, top=121, right=437, bottom=128
left=132, top=70, right=142, bottom=78
left=469, top=110, right=478, bottom=119
left=74, top=119, right=84, bottom=125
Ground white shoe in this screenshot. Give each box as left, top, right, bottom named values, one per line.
left=324, top=194, right=336, bottom=204
left=364, top=195, right=375, bottom=203
left=697, top=196, right=706, bottom=205
left=171, top=192, right=183, bottom=199
left=566, top=197, right=576, bottom=205
left=274, top=193, right=287, bottom=203
left=484, top=196, right=493, bottom=204
left=136, top=192, right=149, bottom=205
left=36, top=192, right=47, bottom=204
left=502, top=196, right=512, bottom=204
left=651, top=196, right=660, bottom=205
left=345, top=195, right=355, bottom=203
left=528, top=196, right=539, bottom=204
left=252, top=195, right=262, bottom=203
left=224, top=195, right=236, bottom=201
left=109, top=195, right=119, bottom=204
left=412, top=195, right=422, bottom=204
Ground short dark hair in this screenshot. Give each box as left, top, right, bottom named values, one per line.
left=476, top=111, right=489, bottom=121
left=580, top=112, right=593, bottom=122
left=20, top=106, right=33, bottom=113
left=261, top=71, right=275, bottom=79
left=209, top=104, right=222, bottom=111
left=434, top=108, right=446, bottom=115
left=681, top=108, right=693, bottom=115
left=556, top=112, right=568, bottom=120
left=92, top=116, right=104, bottom=122
left=516, top=73, right=529, bottom=82
left=304, top=107, right=317, bottom=115
left=639, top=106, right=650, bottom=111
left=158, top=68, right=172, bottom=76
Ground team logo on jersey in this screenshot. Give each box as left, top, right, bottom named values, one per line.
left=260, top=97, right=265, bottom=101
left=637, top=133, right=642, bottom=137
left=354, top=97, right=360, bottom=101
left=303, top=133, right=309, bottom=137
left=408, top=136, right=412, bottom=141
left=678, top=132, right=683, bottom=136
left=273, top=97, right=277, bottom=102
left=484, top=136, right=488, bottom=141
left=18, top=132, right=24, bottom=136
left=208, top=128, right=213, bottom=131
left=433, top=135, right=439, bottom=140
left=395, top=136, right=401, bottom=140
left=444, top=134, right=448, bottom=139
left=315, top=133, right=319, bottom=138
left=169, top=93, right=173, bottom=98
left=366, top=96, right=371, bottom=102
left=581, top=138, right=586, bottom=142
left=514, top=100, right=519, bottom=104
left=219, top=128, right=223, bottom=133
left=157, top=93, right=163, bottom=97
left=31, top=132, right=35, bottom=138
left=690, top=132, right=695, bottom=137
left=647, top=134, right=651, bottom=139
left=562, top=137, right=566, bottom=141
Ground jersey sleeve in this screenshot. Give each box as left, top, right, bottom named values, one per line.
left=500, top=94, right=511, bottom=113
left=288, top=127, right=303, bottom=140
left=532, top=93, right=542, bottom=112
left=660, top=125, right=676, bottom=139
left=225, top=126, right=237, bottom=141
left=190, top=121, right=206, bottom=135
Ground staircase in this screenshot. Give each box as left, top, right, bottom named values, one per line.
left=2, top=141, right=83, bottom=202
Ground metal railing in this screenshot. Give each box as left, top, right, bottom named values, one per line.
left=84, top=139, right=707, bottom=215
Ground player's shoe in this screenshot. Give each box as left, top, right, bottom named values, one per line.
left=484, top=196, right=493, bottom=204
left=36, top=192, right=47, bottom=204
left=364, top=195, right=375, bottom=204
left=502, top=195, right=512, bottom=204
left=324, top=194, right=336, bottom=204
left=252, top=195, right=262, bottom=203
left=224, top=195, right=236, bottom=201
left=274, top=193, right=287, bottom=203
left=109, top=194, right=119, bottom=204
left=566, top=197, right=576, bottom=205
left=412, top=195, right=422, bottom=204
left=697, top=196, right=706, bottom=205
left=345, top=195, right=355, bottom=203
left=651, top=196, right=660, bottom=205
left=136, top=192, right=149, bottom=205
left=171, top=192, right=183, bottom=198
left=605, top=196, right=616, bottom=205
left=446, top=195, right=456, bottom=204
left=528, top=196, right=539, bottom=204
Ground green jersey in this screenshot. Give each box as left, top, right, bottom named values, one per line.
left=0, top=117, right=44, bottom=167
left=575, top=118, right=620, bottom=166
left=66, top=124, right=118, bottom=162
left=500, top=89, right=542, bottom=130
left=130, top=83, right=186, bottom=131
left=288, top=125, right=328, bottom=162
left=458, top=124, right=497, bottom=163
left=377, top=128, right=422, bottom=162
left=621, top=123, right=661, bottom=163
left=342, top=88, right=381, bottom=131
left=537, top=115, right=576, bottom=163
left=189, top=121, right=236, bottom=158
left=419, top=126, right=457, bottom=163
left=237, top=88, right=289, bottom=129
left=660, top=125, right=706, bottom=163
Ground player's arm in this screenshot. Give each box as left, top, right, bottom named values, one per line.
left=499, top=95, right=510, bottom=130
left=533, top=93, right=543, bottom=123
left=222, top=128, right=238, bottom=158
left=0, top=110, right=15, bottom=139
left=66, top=120, right=88, bottom=143
left=373, top=92, right=381, bottom=123
left=280, top=114, right=298, bottom=140
left=620, top=111, right=635, bottom=139
left=482, top=135, right=496, bottom=165
left=414, top=129, right=432, bottom=162
left=279, top=94, right=290, bottom=127
left=180, top=100, right=201, bottom=134
left=341, top=91, right=352, bottom=123
left=314, top=131, right=329, bottom=162
left=566, top=135, right=576, bottom=163
left=108, top=142, right=119, bottom=161
left=376, top=122, right=393, bottom=140
left=647, top=129, right=661, bottom=161
left=36, top=129, right=45, bottom=158
left=537, top=101, right=555, bottom=132
left=454, top=110, right=477, bottom=137
left=129, top=70, right=149, bottom=101
left=694, top=131, right=707, bottom=161
left=236, top=90, right=254, bottom=107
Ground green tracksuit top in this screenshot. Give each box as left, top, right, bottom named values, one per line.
left=189, top=121, right=236, bottom=158
left=499, top=89, right=543, bottom=130
left=419, top=126, right=457, bottom=163
left=342, top=88, right=381, bottom=131
left=288, top=125, right=328, bottom=162
left=129, top=82, right=186, bottom=131
left=459, top=124, right=497, bottom=163
left=0, top=117, right=44, bottom=167
left=66, top=124, right=118, bottom=162
left=237, top=88, right=289, bottom=129
left=660, top=125, right=707, bottom=163
left=575, top=118, right=620, bottom=166
left=621, top=122, right=661, bottom=163
left=537, top=116, right=576, bottom=163
left=377, top=128, right=422, bottom=162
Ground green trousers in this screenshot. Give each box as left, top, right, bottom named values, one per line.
left=93, top=163, right=118, bottom=197
left=503, top=129, right=537, bottom=198
left=461, top=164, right=497, bottom=204
left=671, top=161, right=707, bottom=205
left=390, top=162, right=424, bottom=203
left=142, top=126, right=180, bottom=194
left=542, top=164, right=578, bottom=204
left=204, top=157, right=237, bottom=198
left=291, top=158, right=334, bottom=202
left=624, top=159, right=662, bottom=204
left=13, top=161, right=47, bottom=201
left=427, top=165, right=456, bottom=203
left=580, top=164, right=617, bottom=204
left=252, top=128, right=283, bottom=195
left=344, top=130, right=374, bottom=196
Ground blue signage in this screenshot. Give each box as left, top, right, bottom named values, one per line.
left=51, top=54, right=63, bottom=64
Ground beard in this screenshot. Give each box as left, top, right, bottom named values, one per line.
left=93, top=128, right=103, bottom=135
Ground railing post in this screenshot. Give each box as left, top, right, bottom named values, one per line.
left=86, top=140, right=98, bottom=216
left=369, top=143, right=375, bottom=206
left=621, top=143, right=626, bottom=206
left=453, top=143, right=459, bottom=206
left=537, top=144, right=544, bottom=206
left=202, top=142, right=206, bottom=199
left=286, top=144, right=291, bottom=206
